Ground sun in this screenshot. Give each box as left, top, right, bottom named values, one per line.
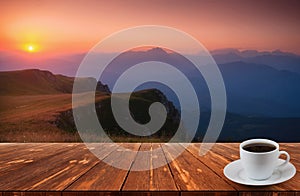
left=27, top=45, right=35, bottom=52
left=28, top=45, right=34, bottom=51
left=23, top=43, right=38, bottom=53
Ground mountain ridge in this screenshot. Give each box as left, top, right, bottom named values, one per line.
left=211, top=49, right=300, bottom=74
left=95, top=48, right=300, bottom=117
left=0, top=69, right=110, bottom=95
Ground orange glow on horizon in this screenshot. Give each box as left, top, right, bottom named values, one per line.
left=1, top=0, right=300, bottom=55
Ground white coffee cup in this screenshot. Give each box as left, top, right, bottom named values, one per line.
left=240, top=139, right=290, bottom=180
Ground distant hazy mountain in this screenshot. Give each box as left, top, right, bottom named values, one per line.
left=211, top=48, right=300, bottom=74
left=218, top=62, right=300, bottom=117
left=96, top=48, right=300, bottom=117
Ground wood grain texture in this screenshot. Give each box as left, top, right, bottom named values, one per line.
left=63, top=191, right=122, bottom=196
left=181, top=192, right=237, bottom=196
left=161, top=143, right=235, bottom=191
left=1, top=192, right=60, bottom=196
left=0, top=143, right=299, bottom=194
left=0, top=143, right=100, bottom=191
left=66, top=143, right=141, bottom=191
left=238, top=192, right=296, bottom=196
left=121, top=191, right=179, bottom=196
left=28, top=144, right=118, bottom=190
left=0, top=143, right=79, bottom=177
left=150, top=143, right=178, bottom=191
left=122, top=143, right=177, bottom=191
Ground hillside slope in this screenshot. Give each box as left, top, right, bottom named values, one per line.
left=0, top=69, right=180, bottom=142
left=0, top=69, right=110, bottom=95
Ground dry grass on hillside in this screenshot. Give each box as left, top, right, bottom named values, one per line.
left=0, top=92, right=109, bottom=142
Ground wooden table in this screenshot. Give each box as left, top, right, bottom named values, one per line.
left=0, top=143, right=299, bottom=195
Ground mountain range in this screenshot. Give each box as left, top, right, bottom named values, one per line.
left=1, top=48, right=300, bottom=141
left=95, top=48, right=300, bottom=117
left=211, top=48, right=300, bottom=74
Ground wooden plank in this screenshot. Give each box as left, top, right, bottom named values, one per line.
left=121, top=192, right=179, bottom=196
left=0, top=143, right=81, bottom=189
left=150, top=143, right=178, bottom=191
left=161, top=143, right=235, bottom=191
left=66, top=143, right=141, bottom=191
left=181, top=143, right=240, bottom=189
left=238, top=192, right=296, bottom=196
left=67, top=191, right=158, bottom=196
left=122, top=143, right=177, bottom=191
left=280, top=143, right=300, bottom=153
left=181, top=191, right=237, bottom=196
left=28, top=143, right=119, bottom=190
left=0, top=144, right=98, bottom=190
left=122, top=143, right=152, bottom=191
left=0, top=143, right=80, bottom=174
left=0, top=143, right=44, bottom=154
left=0, top=143, right=53, bottom=163
left=212, top=143, right=239, bottom=161
left=0, top=143, right=299, bottom=193
left=1, top=192, right=61, bottom=196
left=63, top=191, right=121, bottom=196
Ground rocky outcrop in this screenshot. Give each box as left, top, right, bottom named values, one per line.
left=54, top=89, right=180, bottom=141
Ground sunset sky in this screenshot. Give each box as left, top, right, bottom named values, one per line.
left=1, top=0, right=300, bottom=55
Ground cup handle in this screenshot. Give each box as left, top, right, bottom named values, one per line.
left=277, top=151, right=290, bottom=168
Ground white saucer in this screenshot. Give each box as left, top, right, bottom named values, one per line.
left=224, top=159, right=296, bottom=186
